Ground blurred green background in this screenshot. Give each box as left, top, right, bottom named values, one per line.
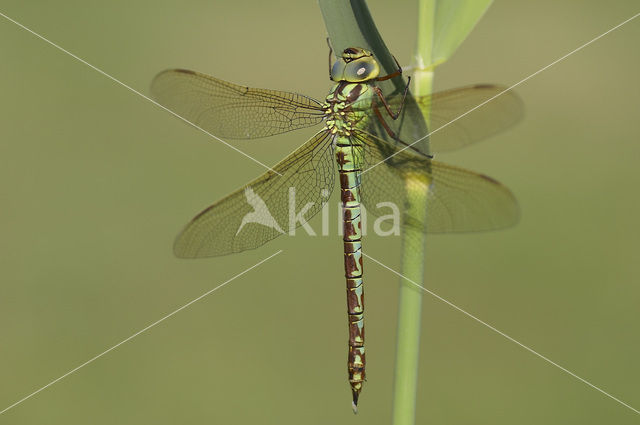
left=1, top=1, right=639, bottom=424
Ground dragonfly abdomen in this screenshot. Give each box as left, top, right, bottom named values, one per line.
left=335, top=139, right=365, bottom=411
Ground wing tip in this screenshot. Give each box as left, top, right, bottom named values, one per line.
left=172, top=68, right=197, bottom=75
left=150, top=68, right=198, bottom=96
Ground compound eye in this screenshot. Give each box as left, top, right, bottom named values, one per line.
left=349, top=62, right=374, bottom=80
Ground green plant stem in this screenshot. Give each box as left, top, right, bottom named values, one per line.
left=391, top=1, right=434, bottom=424
left=391, top=179, right=429, bottom=425
left=413, top=0, right=435, bottom=120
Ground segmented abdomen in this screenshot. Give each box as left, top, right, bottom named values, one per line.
left=335, top=137, right=365, bottom=409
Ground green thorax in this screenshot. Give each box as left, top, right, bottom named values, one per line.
left=324, top=82, right=375, bottom=138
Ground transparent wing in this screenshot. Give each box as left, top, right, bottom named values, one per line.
left=360, top=84, right=523, bottom=154
left=175, top=130, right=335, bottom=257
left=151, top=69, right=325, bottom=139
left=353, top=129, right=519, bottom=233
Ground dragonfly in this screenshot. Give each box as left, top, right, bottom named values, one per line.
left=151, top=46, right=522, bottom=412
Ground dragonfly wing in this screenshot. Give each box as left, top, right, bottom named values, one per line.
left=175, top=130, right=335, bottom=257
left=424, top=84, right=523, bottom=152
left=354, top=130, right=519, bottom=233
left=151, top=69, right=325, bottom=139
left=361, top=85, right=523, bottom=155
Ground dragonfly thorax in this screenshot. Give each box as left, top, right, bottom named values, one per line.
left=324, top=82, right=374, bottom=136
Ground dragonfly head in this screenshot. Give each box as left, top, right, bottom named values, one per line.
left=330, top=47, right=380, bottom=83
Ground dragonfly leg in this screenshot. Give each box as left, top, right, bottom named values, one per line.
left=326, top=37, right=334, bottom=77
left=372, top=103, right=434, bottom=158
left=372, top=103, right=399, bottom=140
left=373, top=76, right=412, bottom=120
left=376, top=54, right=404, bottom=81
